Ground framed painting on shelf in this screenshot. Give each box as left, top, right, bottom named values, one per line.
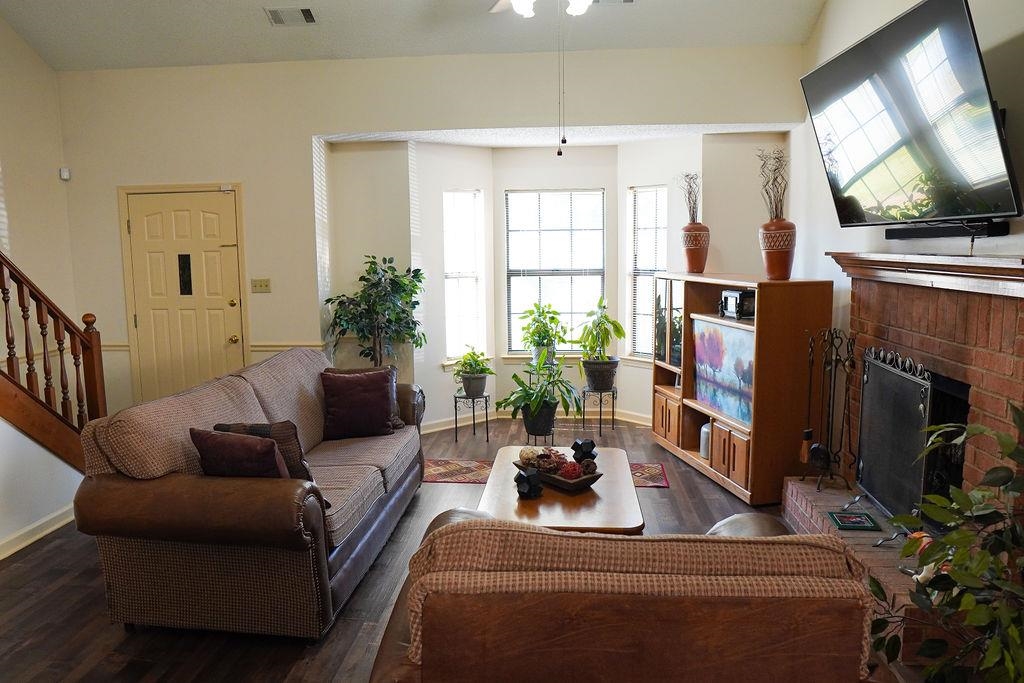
left=693, top=319, right=754, bottom=424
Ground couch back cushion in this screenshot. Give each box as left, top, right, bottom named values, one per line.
left=235, top=348, right=331, bottom=453
left=410, top=519, right=863, bottom=584
left=102, top=375, right=266, bottom=479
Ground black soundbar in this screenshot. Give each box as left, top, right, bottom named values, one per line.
left=884, top=220, right=1010, bottom=240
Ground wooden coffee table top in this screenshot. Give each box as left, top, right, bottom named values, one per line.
left=477, top=446, right=645, bottom=535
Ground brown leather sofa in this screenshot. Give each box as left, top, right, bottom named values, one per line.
left=74, top=348, right=424, bottom=639
left=371, top=509, right=872, bottom=682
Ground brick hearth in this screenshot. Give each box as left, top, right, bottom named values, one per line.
left=835, top=255, right=1024, bottom=489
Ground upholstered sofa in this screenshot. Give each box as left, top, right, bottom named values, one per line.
left=371, top=509, right=873, bottom=682
left=73, top=348, right=425, bottom=639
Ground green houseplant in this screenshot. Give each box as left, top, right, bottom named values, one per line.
left=573, top=296, right=626, bottom=392
left=496, top=349, right=582, bottom=437
left=868, top=402, right=1024, bottom=682
left=520, top=303, right=567, bottom=365
left=453, top=346, right=494, bottom=398
left=324, top=255, right=426, bottom=367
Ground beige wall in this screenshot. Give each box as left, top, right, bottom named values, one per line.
left=615, top=137, right=703, bottom=420
left=790, top=0, right=1024, bottom=325
left=325, top=141, right=414, bottom=380
left=411, top=142, right=495, bottom=428
left=702, top=132, right=791, bottom=277
left=0, top=14, right=82, bottom=556
left=490, top=145, right=620, bottom=418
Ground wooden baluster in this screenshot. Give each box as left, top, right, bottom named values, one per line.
left=70, top=334, right=87, bottom=428
left=0, top=265, right=17, bottom=381
left=81, top=313, right=106, bottom=420
left=35, top=298, right=55, bottom=408
left=17, top=281, right=37, bottom=396
left=54, top=319, right=72, bottom=421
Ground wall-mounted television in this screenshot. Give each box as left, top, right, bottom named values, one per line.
left=801, top=0, right=1021, bottom=238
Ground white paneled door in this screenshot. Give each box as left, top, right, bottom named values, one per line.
left=126, top=190, right=244, bottom=401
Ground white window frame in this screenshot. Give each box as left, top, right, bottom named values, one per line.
left=628, top=185, right=667, bottom=359
left=442, top=189, right=486, bottom=359
left=505, top=189, right=606, bottom=354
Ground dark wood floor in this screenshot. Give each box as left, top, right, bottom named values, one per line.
left=0, top=419, right=768, bottom=682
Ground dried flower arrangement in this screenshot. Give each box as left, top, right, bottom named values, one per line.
left=757, top=147, right=789, bottom=221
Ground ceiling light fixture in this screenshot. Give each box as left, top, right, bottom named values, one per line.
left=511, top=0, right=537, bottom=18
left=565, top=0, right=594, bottom=16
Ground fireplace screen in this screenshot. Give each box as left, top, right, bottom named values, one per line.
left=857, top=348, right=969, bottom=522
left=857, top=349, right=932, bottom=518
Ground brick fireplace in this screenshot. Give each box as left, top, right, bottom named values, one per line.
left=831, top=252, right=1024, bottom=490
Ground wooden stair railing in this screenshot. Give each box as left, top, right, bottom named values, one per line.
left=0, top=251, right=106, bottom=472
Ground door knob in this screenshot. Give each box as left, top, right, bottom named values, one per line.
left=228, top=298, right=238, bottom=307
left=228, top=335, right=240, bottom=344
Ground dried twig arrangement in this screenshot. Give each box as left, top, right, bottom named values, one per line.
left=757, top=147, right=789, bottom=221
left=676, top=172, right=701, bottom=224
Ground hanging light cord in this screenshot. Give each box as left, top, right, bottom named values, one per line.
left=556, top=0, right=565, bottom=156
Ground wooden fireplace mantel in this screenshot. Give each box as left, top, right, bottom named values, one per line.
left=828, top=251, right=1024, bottom=299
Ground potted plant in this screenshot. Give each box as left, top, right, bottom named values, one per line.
left=868, top=402, right=1024, bottom=681
left=453, top=346, right=494, bottom=398
left=572, top=296, right=625, bottom=392
left=496, top=349, right=582, bottom=437
left=756, top=147, right=795, bottom=281
left=520, top=302, right=567, bottom=365
left=324, top=255, right=426, bottom=367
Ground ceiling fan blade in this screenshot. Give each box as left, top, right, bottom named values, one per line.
left=489, top=0, right=512, bottom=13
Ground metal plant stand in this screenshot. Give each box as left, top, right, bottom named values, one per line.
left=453, top=392, right=489, bottom=443
left=582, top=387, right=617, bottom=437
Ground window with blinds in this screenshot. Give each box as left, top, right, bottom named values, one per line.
left=443, top=190, right=486, bottom=358
left=505, top=189, right=605, bottom=353
left=629, top=185, right=667, bottom=358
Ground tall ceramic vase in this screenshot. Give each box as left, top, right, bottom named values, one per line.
left=682, top=222, right=710, bottom=274
left=759, top=218, right=795, bottom=281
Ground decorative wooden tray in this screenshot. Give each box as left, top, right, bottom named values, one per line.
left=512, top=460, right=602, bottom=492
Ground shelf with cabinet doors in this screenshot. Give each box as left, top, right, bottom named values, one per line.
left=649, top=273, right=832, bottom=505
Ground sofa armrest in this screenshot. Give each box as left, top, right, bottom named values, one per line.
left=74, top=472, right=325, bottom=551
left=397, top=383, right=425, bottom=429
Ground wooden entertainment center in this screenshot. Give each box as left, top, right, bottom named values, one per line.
left=650, top=273, right=832, bottom=505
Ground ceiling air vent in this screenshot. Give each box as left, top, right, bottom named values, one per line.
left=265, top=7, right=317, bottom=26
left=593, top=0, right=636, bottom=4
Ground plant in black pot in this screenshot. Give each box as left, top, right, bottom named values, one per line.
left=520, top=303, right=567, bottom=365
left=452, top=346, right=494, bottom=398
left=572, top=296, right=625, bottom=392
left=496, top=349, right=582, bottom=438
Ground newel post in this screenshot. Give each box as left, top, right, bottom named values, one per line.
left=81, top=313, right=107, bottom=420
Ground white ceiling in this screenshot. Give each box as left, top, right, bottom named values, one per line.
left=0, top=0, right=827, bottom=71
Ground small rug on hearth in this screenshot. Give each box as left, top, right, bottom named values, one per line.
left=423, top=459, right=670, bottom=488
left=630, top=462, right=669, bottom=488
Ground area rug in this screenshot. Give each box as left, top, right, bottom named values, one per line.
left=423, top=459, right=670, bottom=488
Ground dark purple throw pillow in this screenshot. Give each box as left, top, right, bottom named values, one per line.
left=321, top=370, right=394, bottom=440
left=189, top=428, right=289, bottom=479
left=213, top=420, right=312, bottom=480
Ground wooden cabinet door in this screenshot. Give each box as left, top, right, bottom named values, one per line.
left=665, top=397, right=681, bottom=446
left=711, top=422, right=731, bottom=476
left=653, top=394, right=667, bottom=439
left=729, top=431, right=750, bottom=489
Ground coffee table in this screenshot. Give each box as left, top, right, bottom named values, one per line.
left=476, top=446, right=645, bottom=535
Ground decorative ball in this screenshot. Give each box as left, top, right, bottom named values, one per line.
left=519, top=446, right=541, bottom=467
left=580, top=459, right=598, bottom=475
left=559, top=462, right=583, bottom=480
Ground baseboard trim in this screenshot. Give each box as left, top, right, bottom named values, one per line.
left=0, top=503, right=75, bottom=561
left=421, top=410, right=651, bottom=435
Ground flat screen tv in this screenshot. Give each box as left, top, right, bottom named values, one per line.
left=801, top=0, right=1021, bottom=233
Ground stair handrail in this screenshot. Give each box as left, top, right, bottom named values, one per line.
left=0, top=250, right=106, bottom=430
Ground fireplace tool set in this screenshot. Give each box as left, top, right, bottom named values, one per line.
left=800, top=328, right=857, bottom=492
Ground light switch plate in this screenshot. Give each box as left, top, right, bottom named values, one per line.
left=251, top=278, right=271, bottom=293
